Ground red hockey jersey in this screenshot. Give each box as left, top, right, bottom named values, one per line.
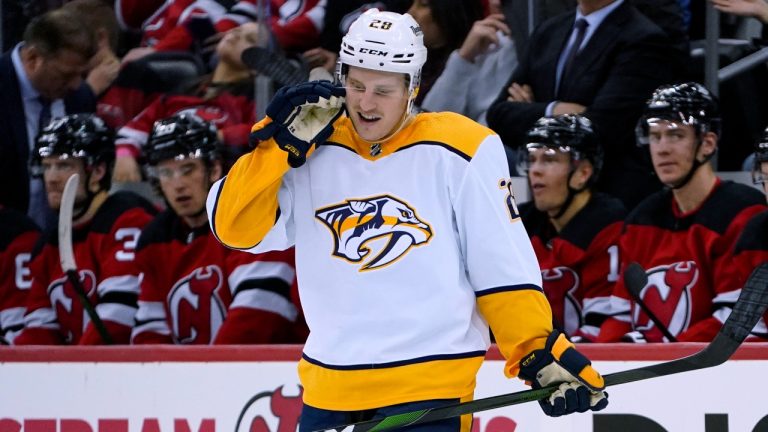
left=14, top=192, right=157, bottom=345
left=730, top=210, right=768, bottom=340
left=521, top=193, right=625, bottom=341
left=131, top=209, right=301, bottom=344
left=115, top=83, right=255, bottom=160
left=116, top=0, right=227, bottom=48
left=598, top=180, right=766, bottom=342
left=215, top=0, right=325, bottom=52
left=0, top=208, right=40, bottom=344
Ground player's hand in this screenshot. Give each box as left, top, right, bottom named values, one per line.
left=552, top=102, right=586, bottom=115
left=507, top=82, right=534, bottom=103
left=458, top=14, right=510, bottom=63
left=302, top=47, right=338, bottom=73
left=113, top=154, right=142, bottom=183
left=518, top=330, right=609, bottom=416
left=250, top=80, right=345, bottom=167
left=710, top=0, right=768, bottom=23
left=87, top=56, right=120, bottom=95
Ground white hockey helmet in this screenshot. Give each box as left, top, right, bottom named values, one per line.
left=337, top=9, right=428, bottom=97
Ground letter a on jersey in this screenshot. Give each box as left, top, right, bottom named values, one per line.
left=315, top=195, right=433, bottom=271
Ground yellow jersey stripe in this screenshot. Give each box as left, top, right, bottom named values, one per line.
left=477, top=289, right=552, bottom=379
left=210, top=138, right=290, bottom=249
left=298, top=355, right=485, bottom=411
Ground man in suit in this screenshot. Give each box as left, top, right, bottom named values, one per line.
left=0, top=8, right=97, bottom=229
left=487, top=0, right=685, bottom=209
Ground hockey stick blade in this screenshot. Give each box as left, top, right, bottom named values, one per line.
left=58, top=174, right=79, bottom=272
left=319, top=263, right=768, bottom=432
left=624, top=262, right=678, bottom=342
left=58, top=174, right=114, bottom=345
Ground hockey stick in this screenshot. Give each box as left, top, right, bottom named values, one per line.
left=59, top=174, right=113, bottom=344
left=241, top=46, right=309, bottom=88
left=318, top=262, right=768, bottom=432
left=623, top=262, right=678, bottom=342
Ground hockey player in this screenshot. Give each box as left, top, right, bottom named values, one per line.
left=14, top=114, right=157, bottom=345
left=0, top=207, right=40, bottom=344
left=597, top=83, right=767, bottom=343
left=518, top=114, right=625, bottom=342
left=207, top=9, right=608, bottom=430
left=728, top=127, right=768, bottom=339
left=131, top=113, right=302, bottom=344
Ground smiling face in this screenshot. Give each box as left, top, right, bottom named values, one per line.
left=156, top=157, right=222, bottom=227
left=344, top=67, right=410, bottom=143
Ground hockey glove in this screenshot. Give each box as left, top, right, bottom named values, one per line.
left=250, top=80, right=345, bottom=167
left=518, top=330, right=608, bottom=417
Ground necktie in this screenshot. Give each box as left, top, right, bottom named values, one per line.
left=38, top=97, right=52, bottom=132
left=557, top=18, right=589, bottom=97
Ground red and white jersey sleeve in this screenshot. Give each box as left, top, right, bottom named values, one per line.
left=214, top=247, right=298, bottom=343
left=0, top=208, right=40, bottom=344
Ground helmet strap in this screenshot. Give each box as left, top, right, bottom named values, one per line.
left=668, top=136, right=713, bottom=190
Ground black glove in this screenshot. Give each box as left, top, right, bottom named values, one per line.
left=250, top=80, right=345, bottom=167
left=518, top=330, right=609, bottom=417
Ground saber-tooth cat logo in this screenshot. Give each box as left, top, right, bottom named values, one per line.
left=315, top=195, right=432, bottom=271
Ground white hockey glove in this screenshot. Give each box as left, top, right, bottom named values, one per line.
left=518, top=330, right=609, bottom=417
left=250, top=80, right=345, bottom=167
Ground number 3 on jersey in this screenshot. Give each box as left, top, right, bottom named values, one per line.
left=115, top=227, right=141, bottom=261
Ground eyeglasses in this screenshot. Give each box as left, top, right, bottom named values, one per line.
left=151, top=162, right=202, bottom=180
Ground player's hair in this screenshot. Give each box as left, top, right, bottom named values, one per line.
left=62, top=0, right=120, bottom=53
left=427, top=0, right=484, bottom=51
left=23, top=8, right=97, bottom=60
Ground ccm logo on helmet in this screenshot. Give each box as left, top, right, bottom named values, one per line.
left=358, top=48, right=388, bottom=56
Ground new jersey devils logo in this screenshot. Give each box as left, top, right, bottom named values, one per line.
left=315, top=195, right=433, bottom=271
left=168, top=265, right=226, bottom=344
left=542, top=266, right=581, bottom=335
left=236, top=386, right=303, bottom=432
left=48, top=270, right=97, bottom=343
left=634, top=261, right=699, bottom=341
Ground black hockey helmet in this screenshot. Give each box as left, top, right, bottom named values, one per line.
left=636, top=82, right=721, bottom=146
left=145, top=113, right=220, bottom=166
left=756, top=126, right=768, bottom=164
left=520, top=114, right=604, bottom=184
left=30, top=113, right=115, bottom=177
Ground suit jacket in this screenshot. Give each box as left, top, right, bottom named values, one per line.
left=487, top=1, right=685, bottom=208
left=0, top=51, right=96, bottom=213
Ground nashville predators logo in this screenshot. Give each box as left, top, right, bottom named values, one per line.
left=315, top=195, right=433, bottom=271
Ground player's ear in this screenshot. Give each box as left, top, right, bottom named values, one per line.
left=88, top=162, right=107, bottom=193
left=208, top=160, right=223, bottom=184
left=699, top=131, right=718, bottom=160
left=570, top=160, right=593, bottom=190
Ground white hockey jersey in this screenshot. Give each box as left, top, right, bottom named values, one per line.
left=208, top=112, right=552, bottom=410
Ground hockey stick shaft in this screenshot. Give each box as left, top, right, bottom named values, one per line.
left=320, top=263, right=768, bottom=432
left=59, top=174, right=114, bottom=345
left=623, top=262, right=678, bottom=342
